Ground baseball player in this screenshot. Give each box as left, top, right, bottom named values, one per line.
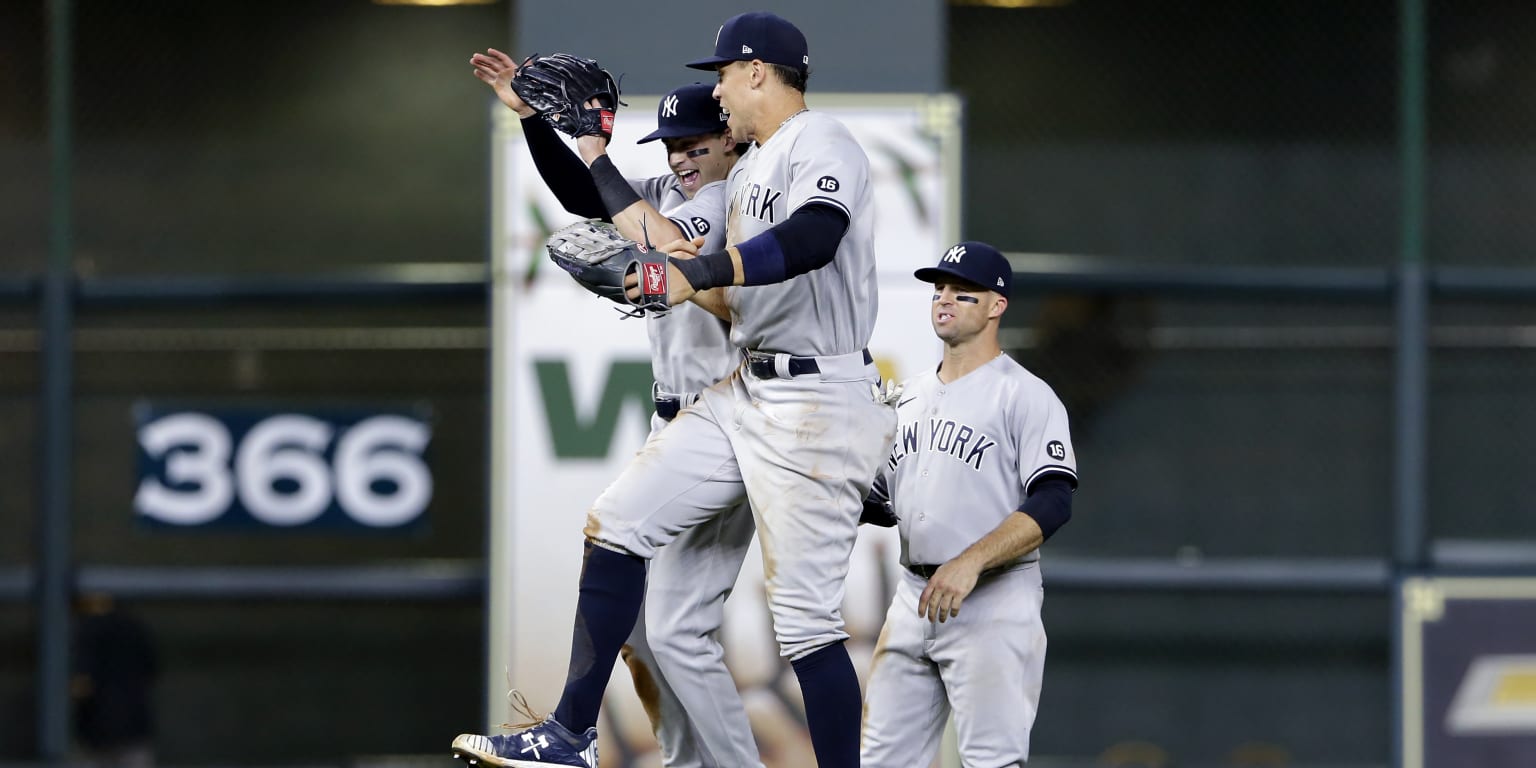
left=468, top=52, right=763, bottom=768
left=453, top=11, right=895, bottom=768
left=859, top=241, right=1078, bottom=767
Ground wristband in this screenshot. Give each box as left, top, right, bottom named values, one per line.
left=589, top=155, right=642, bottom=219
left=670, top=250, right=735, bottom=292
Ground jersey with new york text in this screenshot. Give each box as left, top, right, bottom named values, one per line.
left=635, top=176, right=736, bottom=395
left=881, top=354, right=1077, bottom=566
left=721, top=111, right=876, bottom=356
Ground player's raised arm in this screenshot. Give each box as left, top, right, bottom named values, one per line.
left=472, top=49, right=608, bottom=219
left=470, top=48, right=535, bottom=118
left=574, top=82, right=740, bottom=252
left=577, top=135, right=687, bottom=247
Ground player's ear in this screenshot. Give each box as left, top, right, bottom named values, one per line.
left=990, top=296, right=1008, bottom=319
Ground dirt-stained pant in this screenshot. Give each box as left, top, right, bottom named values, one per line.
left=621, top=466, right=761, bottom=768
left=589, top=356, right=895, bottom=663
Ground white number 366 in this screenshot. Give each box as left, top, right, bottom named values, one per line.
left=134, top=413, right=432, bottom=528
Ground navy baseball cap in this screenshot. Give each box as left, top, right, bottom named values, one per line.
left=686, top=11, right=810, bottom=72
left=914, top=241, right=1013, bottom=298
left=636, top=83, right=729, bottom=144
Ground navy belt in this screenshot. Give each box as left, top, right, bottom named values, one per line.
left=905, top=562, right=1016, bottom=580
left=655, top=397, right=682, bottom=422
left=652, top=384, right=699, bottom=423
left=744, top=349, right=873, bottom=380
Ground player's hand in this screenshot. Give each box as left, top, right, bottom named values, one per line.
left=576, top=134, right=609, bottom=165
left=470, top=48, right=536, bottom=118
left=622, top=237, right=705, bottom=306
left=918, top=555, right=983, bottom=623
left=574, top=99, right=612, bottom=163
left=690, top=287, right=732, bottom=322
left=659, top=236, right=704, bottom=259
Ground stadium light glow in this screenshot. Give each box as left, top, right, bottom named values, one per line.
left=372, top=0, right=498, bottom=6
left=951, top=0, right=1073, bottom=7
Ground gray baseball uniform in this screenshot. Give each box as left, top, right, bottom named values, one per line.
left=620, top=175, right=763, bottom=768
left=860, top=353, right=1077, bottom=767
left=720, top=111, right=879, bottom=355
left=587, top=108, right=895, bottom=671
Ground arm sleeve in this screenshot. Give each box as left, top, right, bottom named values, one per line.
left=1018, top=475, right=1074, bottom=540
left=734, top=202, right=849, bottom=285
left=521, top=116, right=608, bottom=220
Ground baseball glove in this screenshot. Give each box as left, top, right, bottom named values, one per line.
left=545, top=220, right=670, bottom=316
left=511, top=53, right=623, bottom=140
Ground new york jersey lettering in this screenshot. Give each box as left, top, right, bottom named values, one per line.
left=888, top=417, right=996, bottom=472
left=731, top=182, right=782, bottom=224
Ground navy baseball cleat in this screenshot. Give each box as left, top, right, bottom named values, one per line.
left=452, top=689, right=595, bottom=768
left=451, top=719, right=597, bottom=768
left=451, top=690, right=598, bottom=768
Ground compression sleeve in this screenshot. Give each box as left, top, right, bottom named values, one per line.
left=521, top=115, right=607, bottom=220
left=1018, top=474, right=1074, bottom=540
left=671, top=202, right=849, bottom=291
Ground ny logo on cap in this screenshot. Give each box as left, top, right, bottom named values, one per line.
left=661, top=95, right=679, bottom=118
left=943, top=244, right=966, bottom=263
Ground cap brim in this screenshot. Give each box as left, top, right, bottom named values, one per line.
left=914, top=265, right=965, bottom=284
left=637, top=124, right=725, bottom=144
left=685, top=55, right=736, bottom=70
left=913, top=265, right=998, bottom=293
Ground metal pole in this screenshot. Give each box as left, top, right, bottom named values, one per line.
left=1394, top=0, right=1428, bottom=572
left=1393, top=0, right=1428, bottom=766
left=38, top=0, right=76, bottom=761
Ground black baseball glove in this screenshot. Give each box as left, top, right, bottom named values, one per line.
left=546, top=220, right=670, bottom=316
left=510, top=53, right=623, bottom=140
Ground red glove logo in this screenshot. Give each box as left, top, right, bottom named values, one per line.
left=643, top=262, right=666, bottom=295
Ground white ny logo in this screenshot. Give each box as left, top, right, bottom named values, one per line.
left=520, top=733, right=550, bottom=759
left=943, top=244, right=966, bottom=263
left=661, top=95, right=679, bottom=118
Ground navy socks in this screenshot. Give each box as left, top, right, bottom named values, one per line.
left=790, top=640, right=862, bottom=768
left=552, top=543, right=646, bottom=733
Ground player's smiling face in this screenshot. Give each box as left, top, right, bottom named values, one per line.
left=712, top=61, right=754, bottom=139
left=662, top=132, right=734, bottom=195
left=931, top=279, right=1003, bottom=343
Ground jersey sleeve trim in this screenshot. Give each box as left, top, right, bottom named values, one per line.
left=668, top=216, right=697, bottom=239
left=1026, top=465, right=1078, bottom=491
left=796, top=194, right=851, bottom=219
